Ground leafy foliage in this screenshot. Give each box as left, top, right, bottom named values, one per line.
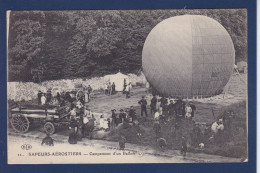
left=8, top=9, right=247, bottom=82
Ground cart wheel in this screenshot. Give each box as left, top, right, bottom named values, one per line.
left=44, top=122, right=55, bottom=135
left=11, top=114, right=30, bottom=133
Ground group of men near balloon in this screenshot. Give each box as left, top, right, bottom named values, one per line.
left=136, top=94, right=236, bottom=156
left=120, top=95, right=236, bottom=154
left=138, top=95, right=197, bottom=122
left=38, top=84, right=235, bottom=156
left=137, top=95, right=196, bottom=156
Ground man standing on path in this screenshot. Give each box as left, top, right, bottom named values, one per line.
left=37, top=90, right=42, bottom=105
left=87, top=85, right=92, bottom=102
left=111, top=82, right=116, bottom=95
left=128, top=106, right=137, bottom=122
left=160, top=96, right=168, bottom=109
left=125, top=83, right=131, bottom=98
left=168, top=100, right=175, bottom=119
left=150, top=95, right=157, bottom=115
left=138, top=96, right=148, bottom=117
left=189, top=101, right=197, bottom=120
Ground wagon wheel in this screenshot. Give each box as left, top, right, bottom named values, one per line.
left=11, top=114, right=30, bottom=133
left=44, top=122, right=55, bottom=135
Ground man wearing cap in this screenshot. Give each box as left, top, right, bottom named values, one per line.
left=138, top=96, right=148, bottom=117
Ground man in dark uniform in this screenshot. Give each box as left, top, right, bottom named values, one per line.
left=150, top=95, right=157, bottom=115
left=75, top=102, right=84, bottom=141
left=138, top=96, right=148, bottom=117
left=160, top=96, right=168, bottom=108
left=128, top=106, right=137, bottom=122
left=175, top=97, right=185, bottom=120
left=168, top=100, right=175, bottom=119
left=123, top=79, right=127, bottom=93
left=37, top=90, right=42, bottom=105
left=111, top=82, right=116, bottom=95
left=46, top=89, right=52, bottom=103
left=111, top=109, right=117, bottom=128
left=189, top=101, right=196, bottom=120
left=119, top=109, right=126, bottom=124
left=56, top=92, right=61, bottom=103
left=160, top=96, right=168, bottom=121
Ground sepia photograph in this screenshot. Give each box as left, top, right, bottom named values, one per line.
left=7, top=9, right=248, bottom=164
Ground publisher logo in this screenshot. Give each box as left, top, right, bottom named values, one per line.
left=21, top=144, right=32, bottom=150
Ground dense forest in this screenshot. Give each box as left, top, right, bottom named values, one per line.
left=8, top=9, right=247, bottom=82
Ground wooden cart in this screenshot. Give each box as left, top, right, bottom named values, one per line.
left=9, top=105, right=70, bottom=135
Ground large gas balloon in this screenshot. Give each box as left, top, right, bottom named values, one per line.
left=142, top=15, right=235, bottom=97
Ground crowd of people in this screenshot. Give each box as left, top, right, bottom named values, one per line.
left=37, top=85, right=93, bottom=106
left=37, top=83, right=236, bottom=157
left=138, top=95, right=197, bottom=122
left=136, top=95, right=197, bottom=156
left=135, top=94, right=236, bottom=156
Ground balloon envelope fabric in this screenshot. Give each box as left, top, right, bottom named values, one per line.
left=142, top=15, right=235, bottom=98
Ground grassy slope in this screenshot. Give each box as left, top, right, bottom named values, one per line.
left=93, top=101, right=247, bottom=158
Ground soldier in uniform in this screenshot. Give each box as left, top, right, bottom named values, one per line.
left=119, top=109, right=126, bottom=124
left=46, top=89, right=52, bottom=103
left=111, top=82, right=116, bottom=95
left=175, top=97, right=185, bottom=120
left=128, top=106, right=137, bottom=122
left=150, top=95, right=157, bottom=115
left=138, top=96, right=148, bottom=117
left=111, top=109, right=117, bottom=128
left=168, top=100, right=175, bottom=119
left=37, top=90, right=42, bottom=105
left=76, top=101, right=84, bottom=141
left=56, top=92, right=61, bottom=103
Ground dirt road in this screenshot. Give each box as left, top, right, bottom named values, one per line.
left=8, top=132, right=241, bottom=164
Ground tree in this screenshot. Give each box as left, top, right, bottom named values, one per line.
left=8, top=9, right=247, bottom=82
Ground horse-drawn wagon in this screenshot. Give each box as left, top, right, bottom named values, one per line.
left=9, top=105, right=70, bottom=135
left=8, top=85, right=94, bottom=135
